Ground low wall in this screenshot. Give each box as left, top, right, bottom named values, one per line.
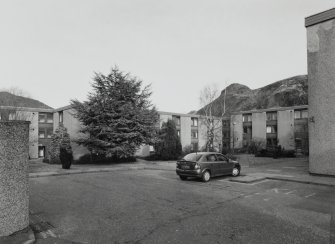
left=0, top=121, right=30, bottom=236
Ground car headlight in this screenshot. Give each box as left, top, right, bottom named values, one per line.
left=194, top=164, right=200, bottom=169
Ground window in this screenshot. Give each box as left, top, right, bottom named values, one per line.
left=222, top=120, right=229, bottom=127
left=266, top=125, right=277, bottom=133
left=39, top=113, right=46, bottom=123
left=206, top=154, right=217, bottom=162
left=294, top=110, right=308, bottom=119
left=59, top=111, right=63, bottom=123
left=46, top=113, right=53, bottom=123
left=172, top=115, right=180, bottom=125
left=243, top=127, right=248, bottom=134
left=38, top=129, right=45, bottom=138
left=223, top=131, right=229, bottom=138
left=177, top=130, right=180, bottom=137
left=191, top=117, right=198, bottom=127
left=191, top=131, right=198, bottom=139
left=216, top=154, right=227, bottom=162
left=46, top=128, right=53, bottom=138
left=242, top=114, right=252, bottom=122
left=266, top=112, right=277, bottom=121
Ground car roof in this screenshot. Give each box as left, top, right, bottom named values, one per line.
left=188, top=152, right=222, bottom=155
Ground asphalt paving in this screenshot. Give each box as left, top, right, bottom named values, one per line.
left=29, top=168, right=335, bottom=244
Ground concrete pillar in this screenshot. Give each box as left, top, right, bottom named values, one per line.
left=252, top=112, right=266, bottom=142
left=306, top=9, right=335, bottom=175
left=231, top=114, right=243, bottom=149
left=278, top=110, right=295, bottom=150
left=0, top=121, right=30, bottom=236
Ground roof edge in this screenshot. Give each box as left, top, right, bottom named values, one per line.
left=305, top=7, right=335, bottom=27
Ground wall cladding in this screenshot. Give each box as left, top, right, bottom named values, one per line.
left=0, top=121, right=30, bottom=236
left=307, top=18, right=335, bottom=175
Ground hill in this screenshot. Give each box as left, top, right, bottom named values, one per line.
left=198, top=75, right=308, bottom=116
left=0, top=92, right=53, bottom=109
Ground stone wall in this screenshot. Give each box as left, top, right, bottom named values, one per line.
left=0, top=121, right=30, bottom=236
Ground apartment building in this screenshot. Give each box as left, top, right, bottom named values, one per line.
left=137, top=111, right=223, bottom=157
left=0, top=106, right=54, bottom=159
left=230, top=105, right=309, bottom=154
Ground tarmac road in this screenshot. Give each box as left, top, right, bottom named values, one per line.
left=29, top=168, right=335, bottom=244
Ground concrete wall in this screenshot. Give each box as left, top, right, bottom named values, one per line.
left=180, top=116, right=191, bottom=148
left=62, top=109, right=89, bottom=160
left=0, top=121, right=29, bottom=236
left=252, top=112, right=266, bottom=143
left=278, top=110, right=295, bottom=150
left=198, top=118, right=208, bottom=150
left=231, top=114, right=243, bottom=149
left=307, top=18, right=335, bottom=175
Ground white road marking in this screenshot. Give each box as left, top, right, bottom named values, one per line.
left=244, top=195, right=253, bottom=198
left=285, top=190, right=297, bottom=195
left=266, top=169, right=281, bottom=172
left=255, top=192, right=261, bottom=195
left=264, top=198, right=270, bottom=201
left=304, top=193, right=316, bottom=198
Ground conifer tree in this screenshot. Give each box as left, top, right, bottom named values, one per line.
left=155, top=120, right=182, bottom=160
left=71, top=67, right=159, bottom=159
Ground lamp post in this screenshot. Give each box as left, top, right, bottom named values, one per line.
left=232, top=122, right=236, bottom=154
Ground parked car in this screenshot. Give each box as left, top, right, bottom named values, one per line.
left=176, top=152, right=241, bottom=182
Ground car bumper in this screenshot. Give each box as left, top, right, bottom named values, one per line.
left=176, top=168, right=202, bottom=178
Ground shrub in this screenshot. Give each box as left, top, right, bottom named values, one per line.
left=47, top=125, right=71, bottom=164
left=75, top=153, right=136, bottom=164
left=60, top=146, right=73, bottom=169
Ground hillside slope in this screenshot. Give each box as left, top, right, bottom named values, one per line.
left=198, top=75, right=308, bottom=116
left=0, top=92, right=53, bottom=109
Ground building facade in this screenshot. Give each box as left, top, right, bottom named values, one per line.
left=230, top=106, right=309, bottom=154
left=306, top=8, right=335, bottom=175
left=1, top=104, right=310, bottom=160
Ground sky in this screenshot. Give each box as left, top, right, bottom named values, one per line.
left=0, top=1, right=334, bottom=113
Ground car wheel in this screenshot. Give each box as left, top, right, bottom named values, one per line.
left=202, top=170, right=211, bottom=182
left=232, top=167, right=240, bottom=177
left=179, top=175, right=187, bottom=181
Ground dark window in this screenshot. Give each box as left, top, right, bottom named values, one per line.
left=206, top=154, right=217, bottom=162
left=38, top=129, right=45, bottom=138
left=46, top=113, right=53, bottom=123
left=172, top=115, right=181, bottom=125
left=59, top=111, right=63, bottom=123
left=191, top=131, right=198, bottom=139
left=223, top=120, right=229, bottom=126
left=216, top=154, right=227, bottom=161
left=46, top=128, right=53, bottom=138
left=242, top=114, right=252, bottom=122
left=191, top=118, right=198, bottom=127
left=266, top=112, right=277, bottom=121
left=294, top=110, right=308, bottom=119
left=183, top=153, right=202, bottom=162
left=39, top=113, right=46, bottom=123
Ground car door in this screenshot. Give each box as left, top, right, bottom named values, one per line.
left=205, top=154, right=219, bottom=176
left=216, top=154, right=232, bottom=175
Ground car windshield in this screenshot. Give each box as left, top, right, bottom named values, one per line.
left=182, top=153, right=202, bottom=162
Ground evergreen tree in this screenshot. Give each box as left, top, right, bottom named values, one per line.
left=155, top=120, right=182, bottom=160
left=48, top=124, right=72, bottom=164
left=71, top=67, right=159, bottom=159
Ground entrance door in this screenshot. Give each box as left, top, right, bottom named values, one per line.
left=38, top=146, right=45, bottom=158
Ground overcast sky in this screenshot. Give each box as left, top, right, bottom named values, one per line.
left=0, top=1, right=334, bottom=113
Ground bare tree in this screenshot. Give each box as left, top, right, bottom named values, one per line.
left=199, top=83, right=228, bottom=152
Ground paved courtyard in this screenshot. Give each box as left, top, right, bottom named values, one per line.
left=28, top=161, right=335, bottom=244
